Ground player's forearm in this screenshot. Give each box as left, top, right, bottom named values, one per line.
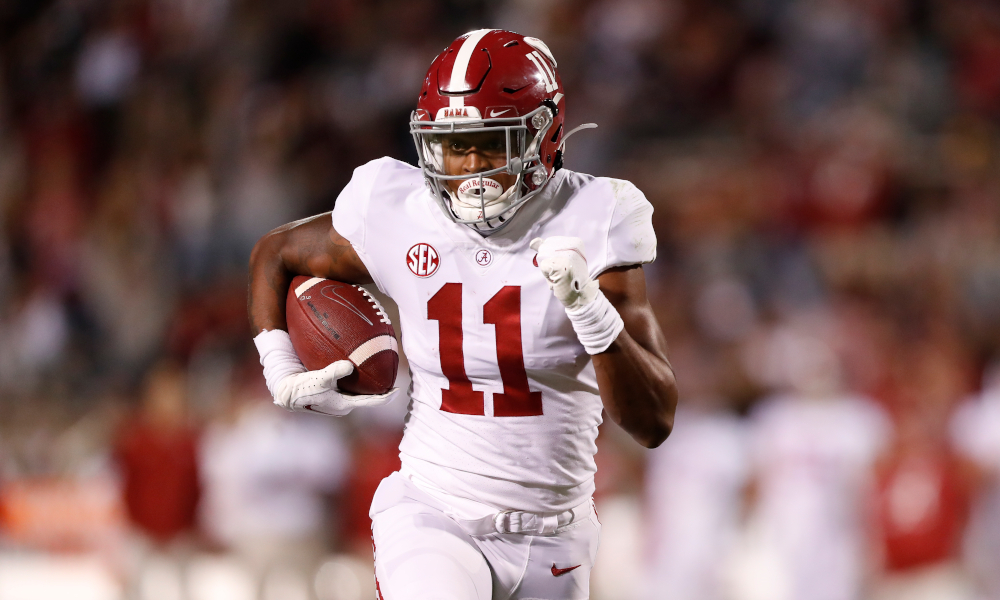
left=248, top=228, right=293, bottom=334
left=592, top=331, right=677, bottom=448
left=248, top=214, right=374, bottom=335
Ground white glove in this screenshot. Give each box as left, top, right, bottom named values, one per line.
left=529, top=236, right=599, bottom=310
left=530, top=236, right=625, bottom=355
left=254, top=329, right=398, bottom=417
left=272, top=360, right=398, bottom=416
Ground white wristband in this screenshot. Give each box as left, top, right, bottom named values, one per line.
left=253, top=329, right=306, bottom=399
left=565, top=290, right=624, bottom=355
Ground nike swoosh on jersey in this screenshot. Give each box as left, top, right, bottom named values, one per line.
left=551, top=564, right=582, bottom=577
left=490, top=109, right=511, bottom=117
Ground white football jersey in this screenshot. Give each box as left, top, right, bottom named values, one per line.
left=332, top=157, right=656, bottom=515
left=746, top=394, right=891, bottom=600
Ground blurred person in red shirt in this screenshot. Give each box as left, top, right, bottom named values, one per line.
left=116, top=360, right=201, bottom=542
left=114, top=359, right=202, bottom=598
left=339, top=427, right=403, bottom=555
left=872, top=341, right=976, bottom=600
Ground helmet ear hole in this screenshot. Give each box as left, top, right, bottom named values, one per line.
left=549, top=124, right=563, bottom=144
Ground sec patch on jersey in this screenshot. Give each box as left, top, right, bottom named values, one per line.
left=286, top=275, right=398, bottom=395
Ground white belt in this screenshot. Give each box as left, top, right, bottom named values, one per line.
left=451, top=500, right=593, bottom=536
left=396, top=473, right=593, bottom=536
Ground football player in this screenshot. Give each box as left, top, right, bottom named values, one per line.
left=248, top=29, right=677, bottom=600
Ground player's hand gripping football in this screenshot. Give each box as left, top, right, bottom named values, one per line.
left=530, top=236, right=624, bottom=355
left=273, top=361, right=397, bottom=416
left=529, top=236, right=599, bottom=310
left=254, top=329, right=397, bottom=416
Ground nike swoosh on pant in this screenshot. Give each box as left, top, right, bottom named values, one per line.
left=551, top=564, right=582, bottom=577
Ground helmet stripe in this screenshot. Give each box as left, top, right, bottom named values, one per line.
left=448, top=29, right=494, bottom=108
left=526, top=52, right=558, bottom=93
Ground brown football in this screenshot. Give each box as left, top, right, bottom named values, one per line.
left=286, top=276, right=398, bottom=395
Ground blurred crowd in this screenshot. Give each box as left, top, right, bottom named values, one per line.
left=1, top=0, right=1000, bottom=599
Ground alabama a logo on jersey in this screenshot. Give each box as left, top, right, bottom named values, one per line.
left=407, top=243, right=439, bottom=277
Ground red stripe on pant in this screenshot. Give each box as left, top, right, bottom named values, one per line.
left=372, top=533, right=385, bottom=600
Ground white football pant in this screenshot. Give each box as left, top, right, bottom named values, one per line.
left=370, top=472, right=600, bottom=600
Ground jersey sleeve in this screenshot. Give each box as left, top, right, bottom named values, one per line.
left=330, top=158, right=392, bottom=294
left=599, top=178, right=657, bottom=273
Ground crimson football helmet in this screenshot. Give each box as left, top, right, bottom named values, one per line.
left=411, top=29, right=570, bottom=235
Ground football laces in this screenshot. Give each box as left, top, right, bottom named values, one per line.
left=355, top=285, right=391, bottom=325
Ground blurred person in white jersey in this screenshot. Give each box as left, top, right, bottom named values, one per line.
left=199, top=371, right=349, bottom=598
left=247, top=29, right=678, bottom=600
left=642, top=341, right=749, bottom=600
left=951, top=360, right=1000, bottom=599
left=732, top=323, right=891, bottom=600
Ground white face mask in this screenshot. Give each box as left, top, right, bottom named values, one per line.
left=411, top=105, right=564, bottom=235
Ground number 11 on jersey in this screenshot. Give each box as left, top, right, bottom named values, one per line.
left=427, top=283, right=543, bottom=417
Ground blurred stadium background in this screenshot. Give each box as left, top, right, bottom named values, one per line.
left=2, top=0, right=1000, bottom=599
